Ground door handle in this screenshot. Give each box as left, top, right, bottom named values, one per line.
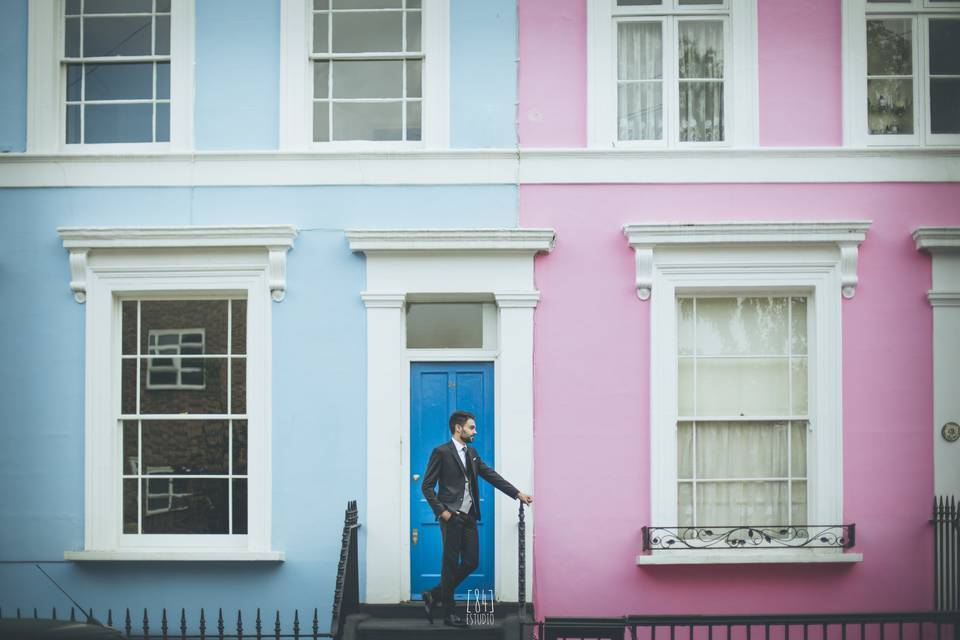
left=412, top=474, right=420, bottom=481
left=412, top=528, right=419, bottom=545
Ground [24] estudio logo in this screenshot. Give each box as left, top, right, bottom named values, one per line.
left=465, top=589, right=495, bottom=626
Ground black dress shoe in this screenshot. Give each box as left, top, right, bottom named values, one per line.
left=421, top=591, right=437, bottom=624
left=443, top=614, right=468, bottom=628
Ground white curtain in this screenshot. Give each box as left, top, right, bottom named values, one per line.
left=678, top=21, right=724, bottom=141
left=618, top=22, right=663, bottom=140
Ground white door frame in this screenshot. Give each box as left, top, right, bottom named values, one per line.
left=346, top=229, right=555, bottom=604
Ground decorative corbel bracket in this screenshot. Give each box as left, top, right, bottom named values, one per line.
left=67, top=248, right=89, bottom=303
left=624, top=221, right=871, bottom=301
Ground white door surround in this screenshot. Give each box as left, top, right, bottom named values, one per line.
left=914, top=227, right=960, bottom=498
left=346, top=229, right=555, bottom=603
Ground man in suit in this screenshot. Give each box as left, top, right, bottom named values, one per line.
left=420, top=410, right=533, bottom=628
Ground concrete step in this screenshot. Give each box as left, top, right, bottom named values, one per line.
left=341, top=605, right=534, bottom=640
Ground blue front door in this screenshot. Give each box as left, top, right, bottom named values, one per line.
left=410, top=362, right=495, bottom=600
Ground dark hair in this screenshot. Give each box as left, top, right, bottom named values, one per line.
left=449, top=411, right=476, bottom=434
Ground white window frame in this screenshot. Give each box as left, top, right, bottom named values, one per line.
left=146, top=328, right=206, bottom=390
left=844, top=0, right=960, bottom=147
left=58, top=226, right=296, bottom=561
left=588, top=0, right=758, bottom=148
left=625, top=221, right=870, bottom=564
left=27, top=0, right=195, bottom=154
left=279, top=0, right=450, bottom=151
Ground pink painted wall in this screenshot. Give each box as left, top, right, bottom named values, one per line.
left=758, top=0, right=843, bottom=146
left=522, top=183, right=960, bottom=615
left=518, top=0, right=586, bottom=147
left=517, top=0, right=845, bottom=147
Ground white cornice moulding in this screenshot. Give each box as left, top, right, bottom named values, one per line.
left=914, top=227, right=960, bottom=251
left=57, top=225, right=298, bottom=303
left=3, top=148, right=959, bottom=186
left=494, top=292, right=541, bottom=308
left=927, top=292, right=960, bottom=307
left=360, top=292, right=407, bottom=308
left=346, top=229, right=556, bottom=253
left=624, top=221, right=872, bottom=300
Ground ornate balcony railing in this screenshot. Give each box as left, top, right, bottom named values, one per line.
left=641, top=524, right=856, bottom=551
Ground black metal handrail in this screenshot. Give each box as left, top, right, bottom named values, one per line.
left=933, top=495, right=959, bottom=611
left=518, top=501, right=527, bottom=622
left=329, top=500, right=360, bottom=639
left=642, top=524, right=855, bottom=551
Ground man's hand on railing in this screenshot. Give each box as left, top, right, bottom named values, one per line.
left=517, top=492, right=533, bottom=505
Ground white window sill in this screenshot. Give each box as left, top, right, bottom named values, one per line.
left=64, top=550, right=285, bottom=562
left=636, top=550, right=863, bottom=565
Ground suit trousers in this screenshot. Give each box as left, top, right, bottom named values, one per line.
left=431, top=512, right=479, bottom=615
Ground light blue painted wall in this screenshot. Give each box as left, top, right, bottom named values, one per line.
left=0, top=0, right=27, bottom=153
left=0, top=185, right=516, bottom=620
left=449, top=0, right=518, bottom=148
left=194, top=0, right=281, bottom=150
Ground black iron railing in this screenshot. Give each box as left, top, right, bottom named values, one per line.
left=642, top=525, right=855, bottom=551
left=519, top=501, right=528, bottom=622
left=934, top=495, right=959, bottom=612
left=532, top=612, right=960, bottom=640
left=329, top=500, right=360, bottom=638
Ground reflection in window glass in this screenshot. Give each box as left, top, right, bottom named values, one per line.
left=866, top=19, right=914, bottom=135
left=677, top=296, right=808, bottom=528
left=120, top=299, right=247, bottom=535
left=929, top=19, right=960, bottom=134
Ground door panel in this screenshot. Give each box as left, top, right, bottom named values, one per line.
left=410, top=362, right=494, bottom=599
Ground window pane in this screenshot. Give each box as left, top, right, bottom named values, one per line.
left=122, top=420, right=138, bottom=474
left=156, top=62, right=170, bottom=99
left=140, top=301, right=228, bottom=355
left=157, top=0, right=171, bottom=12
left=409, top=0, right=421, bottom=7
left=332, top=101, right=402, bottom=140
left=678, top=482, right=693, bottom=527
left=678, top=422, right=693, bottom=478
left=679, top=21, right=724, bottom=79
left=333, top=0, right=401, bottom=7
left=231, top=360, right=246, bottom=414
left=619, top=0, right=662, bottom=5
left=931, top=20, right=960, bottom=76
left=695, top=422, right=789, bottom=479
left=83, top=16, right=152, bottom=57
left=791, top=421, right=807, bottom=477
left=141, top=420, right=229, bottom=474
left=66, top=105, right=82, bottom=143
left=231, top=300, right=247, bottom=355
left=122, top=358, right=137, bottom=413
left=67, top=64, right=83, bottom=101
left=678, top=298, right=694, bottom=355
left=84, top=0, right=152, bottom=13
left=931, top=79, right=960, bottom=134
left=313, top=13, right=329, bottom=53
left=123, top=479, right=138, bottom=534
left=313, top=101, right=330, bottom=141
left=406, top=303, right=483, bottom=348
left=314, top=61, right=329, bottom=99
left=697, top=357, right=790, bottom=416
left=407, top=101, right=422, bottom=141
left=314, top=0, right=330, bottom=8
left=696, top=297, right=789, bottom=356
left=679, top=81, right=724, bottom=141
left=791, top=481, right=807, bottom=526
left=867, top=19, right=912, bottom=76
left=84, top=103, right=153, bottom=143
left=791, top=358, right=807, bottom=415
left=331, top=12, right=402, bottom=53
left=140, top=358, right=228, bottom=414
left=407, top=60, right=422, bottom=98
left=332, top=60, right=403, bottom=98
left=141, top=478, right=229, bottom=534
left=155, top=15, right=170, bottom=55
left=65, top=17, right=80, bottom=56
left=66, top=0, right=81, bottom=15
left=867, top=78, right=913, bottom=134
left=790, top=297, right=807, bottom=355
left=407, top=10, right=421, bottom=52
left=232, top=479, right=248, bottom=534
left=233, top=421, right=248, bottom=475
left=678, top=357, right=694, bottom=415
left=156, top=103, right=169, bottom=142
left=84, top=63, right=153, bottom=100
left=618, top=82, right=663, bottom=140
left=696, top=481, right=788, bottom=526
left=679, top=0, right=724, bottom=4
left=618, top=22, right=662, bottom=80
